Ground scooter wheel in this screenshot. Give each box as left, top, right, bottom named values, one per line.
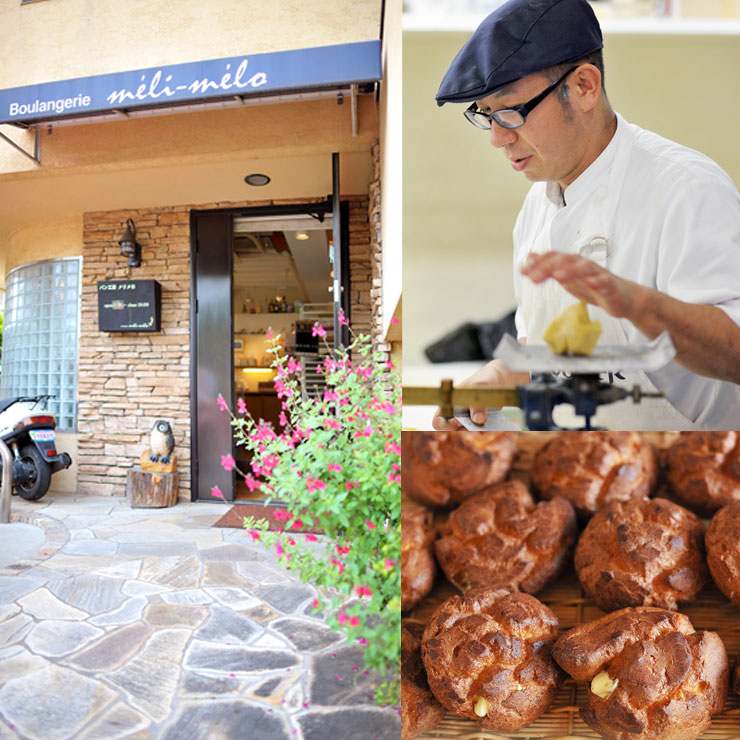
left=15, top=445, right=52, bottom=501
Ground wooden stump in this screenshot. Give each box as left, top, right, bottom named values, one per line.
left=126, top=467, right=179, bottom=508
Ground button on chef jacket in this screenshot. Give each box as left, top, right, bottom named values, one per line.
left=513, top=113, right=740, bottom=430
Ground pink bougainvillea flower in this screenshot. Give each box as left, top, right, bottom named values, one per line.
left=336, top=544, right=351, bottom=556
left=384, top=558, right=395, bottom=572
left=246, top=530, right=260, bottom=542
left=220, top=454, right=235, bottom=471
left=324, top=390, right=338, bottom=402
left=279, top=412, right=288, bottom=427
left=275, top=543, right=284, bottom=558
left=237, top=397, right=247, bottom=415
left=330, top=557, right=345, bottom=575
left=244, top=474, right=258, bottom=492
left=312, top=597, right=320, bottom=609
left=345, top=481, right=354, bottom=491
left=337, top=613, right=348, bottom=626
left=273, top=509, right=289, bottom=521
left=338, top=308, right=348, bottom=326
left=327, top=463, right=342, bottom=473
left=267, top=329, right=273, bottom=339
left=358, top=638, right=369, bottom=646
left=356, top=586, right=372, bottom=598
left=305, top=533, right=318, bottom=543
left=312, top=322, right=327, bottom=338
left=210, top=486, right=223, bottom=499
left=365, top=520, right=376, bottom=530
left=217, top=395, right=228, bottom=412
left=292, top=519, right=304, bottom=529
left=349, top=616, right=361, bottom=627
left=286, top=537, right=296, bottom=547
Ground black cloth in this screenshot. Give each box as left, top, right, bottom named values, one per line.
left=436, top=0, right=603, bottom=105
left=424, top=311, right=517, bottom=363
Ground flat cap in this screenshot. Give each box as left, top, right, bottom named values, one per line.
left=436, top=0, right=603, bottom=106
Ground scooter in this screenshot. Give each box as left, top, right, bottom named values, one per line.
left=0, top=395, right=72, bottom=500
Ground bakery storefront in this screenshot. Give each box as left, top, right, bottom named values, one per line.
left=0, top=0, right=401, bottom=503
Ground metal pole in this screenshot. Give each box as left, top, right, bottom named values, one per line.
left=0, top=439, right=12, bottom=524
left=331, top=152, right=342, bottom=352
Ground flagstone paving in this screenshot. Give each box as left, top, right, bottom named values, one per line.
left=0, top=493, right=399, bottom=740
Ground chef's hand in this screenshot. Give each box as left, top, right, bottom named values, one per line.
left=431, top=360, right=530, bottom=431
left=521, top=252, right=639, bottom=318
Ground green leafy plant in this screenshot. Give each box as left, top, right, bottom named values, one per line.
left=216, top=313, right=401, bottom=705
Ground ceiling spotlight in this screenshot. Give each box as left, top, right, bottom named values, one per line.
left=295, top=232, right=310, bottom=240
left=244, top=173, right=270, bottom=186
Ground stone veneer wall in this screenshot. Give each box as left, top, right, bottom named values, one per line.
left=78, top=190, right=377, bottom=499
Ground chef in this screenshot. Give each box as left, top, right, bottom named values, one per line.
left=431, top=0, right=740, bottom=431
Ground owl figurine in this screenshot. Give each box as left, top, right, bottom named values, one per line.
left=150, top=420, right=175, bottom=464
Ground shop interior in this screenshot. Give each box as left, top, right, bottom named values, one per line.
left=231, top=215, right=334, bottom=499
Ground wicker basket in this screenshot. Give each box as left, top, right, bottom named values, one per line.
left=406, top=432, right=740, bottom=740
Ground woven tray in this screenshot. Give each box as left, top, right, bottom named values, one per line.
left=406, top=432, right=740, bottom=740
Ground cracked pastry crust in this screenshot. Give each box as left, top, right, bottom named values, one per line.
left=531, top=432, right=658, bottom=521
left=402, top=621, right=447, bottom=740
left=553, top=607, right=728, bottom=740
left=575, top=498, right=707, bottom=612
left=435, top=480, right=577, bottom=594
left=665, top=432, right=740, bottom=518
left=421, top=588, right=562, bottom=732
left=706, top=500, right=740, bottom=609
left=402, top=431, right=518, bottom=509
left=402, top=504, right=437, bottom=613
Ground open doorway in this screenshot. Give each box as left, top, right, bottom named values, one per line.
left=231, top=215, right=334, bottom=500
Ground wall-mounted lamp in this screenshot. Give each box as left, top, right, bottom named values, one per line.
left=118, top=218, right=141, bottom=268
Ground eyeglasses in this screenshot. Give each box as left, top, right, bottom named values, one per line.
left=464, top=66, right=578, bottom=130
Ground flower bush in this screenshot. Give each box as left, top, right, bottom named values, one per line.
left=217, top=313, right=401, bottom=705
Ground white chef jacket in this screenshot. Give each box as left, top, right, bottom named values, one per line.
left=512, top=113, right=740, bottom=430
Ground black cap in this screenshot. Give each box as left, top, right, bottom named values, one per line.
left=436, top=0, right=603, bottom=106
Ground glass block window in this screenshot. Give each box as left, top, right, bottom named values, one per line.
left=1, top=258, right=81, bottom=431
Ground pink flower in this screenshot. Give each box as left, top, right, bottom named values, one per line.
left=306, top=533, right=318, bottom=543
left=356, top=586, right=372, bottom=598
left=330, top=558, right=345, bottom=575
left=312, top=597, right=320, bottom=609
left=365, top=520, right=376, bottom=530
left=244, top=475, right=258, bottom=492
left=292, top=519, right=304, bottom=529
left=358, top=638, right=369, bottom=646
left=384, top=558, right=395, bottom=572
left=327, top=463, right=342, bottom=473
left=217, top=395, right=228, bottom=412
left=390, top=317, right=399, bottom=325
left=337, top=613, right=348, bottom=626
left=286, top=537, right=296, bottom=547
left=237, top=397, right=247, bottom=415
left=336, top=544, right=351, bottom=556
left=274, top=509, right=289, bottom=521
left=210, top=486, right=223, bottom=499
left=349, top=616, right=360, bottom=628
left=276, top=543, right=284, bottom=558
left=312, top=322, right=327, bottom=338
left=220, top=454, right=235, bottom=471
left=324, top=390, right=339, bottom=402
left=345, top=481, right=354, bottom=491
left=338, top=308, right=348, bottom=326
left=247, top=530, right=260, bottom=542
left=279, top=412, right=288, bottom=427
left=306, top=477, right=327, bottom=493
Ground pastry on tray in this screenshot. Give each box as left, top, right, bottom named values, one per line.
left=553, top=607, right=728, bottom=740
left=665, top=432, right=740, bottom=517
left=402, top=430, right=517, bottom=509
left=575, top=497, right=707, bottom=612
left=531, top=431, right=658, bottom=521
left=706, top=500, right=740, bottom=609
left=421, top=588, right=562, bottom=732
left=401, top=621, right=446, bottom=740
left=401, top=504, right=437, bottom=613
left=435, top=479, right=577, bottom=594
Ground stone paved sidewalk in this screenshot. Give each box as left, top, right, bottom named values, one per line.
left=0, top=493, right=399, bottom=740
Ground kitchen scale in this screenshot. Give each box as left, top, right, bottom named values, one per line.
left=402, top=331, right=676, bottom=431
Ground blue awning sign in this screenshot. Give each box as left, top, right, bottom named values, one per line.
left=0, top=40, right=381, bottom=125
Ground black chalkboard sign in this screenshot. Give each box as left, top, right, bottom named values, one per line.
left=97, top=280, right=161, bottom=332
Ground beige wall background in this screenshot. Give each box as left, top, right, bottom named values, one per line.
left=403, top=29, right=740, bottom=366
left=0, top=0, right=382, bottom=88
